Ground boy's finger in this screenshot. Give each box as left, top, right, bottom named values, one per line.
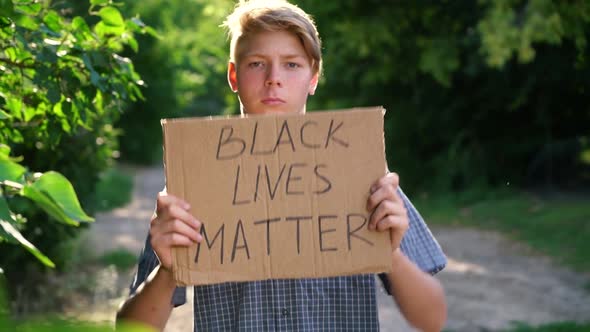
left=369, top=172, right=399, bottom=194
left=367, top=184, right=397, bottom=211
left=156, top=192, right=190, bottom=212
left=376, top=215, right=408, bottom=233
left=167, top=204, right=201, bottom=230
left=161, top=233, right=195, bottom=248
left=369, top=200, right=404, bottom=230
left=163, top=219, right=202, bottom=243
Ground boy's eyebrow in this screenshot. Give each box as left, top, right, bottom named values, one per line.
left=241, top=53, right=307, bottom=60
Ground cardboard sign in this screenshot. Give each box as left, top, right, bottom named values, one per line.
left=162, top=107, right=392, bottom=286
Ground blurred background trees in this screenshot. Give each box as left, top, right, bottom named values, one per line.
left=1, top=0, right=589, bottom=318
left=114, top=0, right=590, bottom=192
left=297, top=0, right=590, bottom=192
left=116, top=0, right=237, bottom=164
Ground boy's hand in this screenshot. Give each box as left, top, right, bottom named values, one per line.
left=149, top=191, right=203, bottom=271
left=366, top=172, right=409, bottom=252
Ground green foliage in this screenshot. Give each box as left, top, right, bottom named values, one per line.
left=0, top=0, right=146, bottom=212
left=97, top=248, right=137, bottom=270
left=419, top=190, right=590, bottom=272
left=14, top=319, right=153, bottom=332
left=444, top=322, right=590, bottom=332
left=116, top=0, right=237, bottom=164
left=93, top=166, right=133, bottom=211
left=22, top=171, right=93, bottom=226
left=479, top=0, right=589, bottom=68
left=109, top=0, right=590, bottom=191
left=0, top=0, right=149, bottom=308
left=0, top=1, right=146, bottom=150
left=1, top=145, right=94, bottom=268
left=503, top=321, right=590, bottom=332
left=1, top=271, right=149, bottom=331
left=296, top=0, right=590, bottom=193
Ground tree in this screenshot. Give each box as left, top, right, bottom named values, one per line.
left=297, top=0, right=590, bottom=192
left=0, top=0, right=150, bottom=284
left=116, top=0, right=237, bottom=164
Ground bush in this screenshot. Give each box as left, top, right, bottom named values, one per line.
left=0, top=0, right=150, bottom=312
left=93, top=167, right=133, bottom=212
left=97, top=248, right=137, bottom=270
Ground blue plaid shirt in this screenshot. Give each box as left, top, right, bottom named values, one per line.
left=128, top=188, right=446, bottom=331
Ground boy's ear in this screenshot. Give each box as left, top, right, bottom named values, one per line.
left=228, top=61, right=238, bottom=92
left=308, top=72, right=319, bottom=95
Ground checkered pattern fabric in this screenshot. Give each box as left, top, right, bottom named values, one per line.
left=128, top=188, right=446, bottom=331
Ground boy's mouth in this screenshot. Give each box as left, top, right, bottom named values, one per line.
left=261, top=97, right=285, bottom=105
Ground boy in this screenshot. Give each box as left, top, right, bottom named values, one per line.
left=117, top=0, right=447, bottom=331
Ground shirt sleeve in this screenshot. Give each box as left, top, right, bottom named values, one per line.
left=128, top=233, right=187, bottom=307
left=378, top=187, right=447, bottom=295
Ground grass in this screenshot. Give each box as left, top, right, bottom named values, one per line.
left=93, top=167, right=134, bottom=212
left=444, top=321, right=590, bottom=332
left=503, top=321, right=590, bottom=331
left=4, top=316, right=153, bottom=332
left=96, top=248, right=138, bottom=270
left=416, top=189, right=590, bottom=273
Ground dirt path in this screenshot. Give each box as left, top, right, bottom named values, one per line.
left=83, top=166, right=590, bottom=331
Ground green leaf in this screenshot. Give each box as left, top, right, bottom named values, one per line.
left=0, top=159, right=26, bottom=182
left=0, top=219, right=56, bottom=267
left=43, top=10, right=62, bottom=33
left=0, top=197, right=55, bottom=267
left=94, top=20, right=124, bottom=37
left=91, top=0, right=110, bottom=5
left=14, top=3, right=41, bottom=16
left=3, top=45, right=30, bottom=62
left=52, top=101, right=64, bottom=117
left=4, top=47, right=17, bottom=62
left=127, top=36, right=138, bottom=53
left=0, top=15, right=12, bottom=29
left=0, top=110, right=10, bottom=119
left=99, top=7, right=124, bottom=27
left=71, top=17, right=94, bottom=43
left=16, top=14, right=38, bottom=30
left=23, top=105, right=35, bottom=122
left=0, top=0, right=15, bottom=17
left=0, top=145, right=9, bottom=159
left=143, top=26, right=162, bottom=39
left=93, top=90, right=103, bottom=112
left=5, top=97, right=22, bottom=120
left=30, top=171, right=94, bottom=223
left=21, top=185, right=79, bottom=226
left=82, top=53, right=95, bottom=72
left=0, top=196, right=18, bottom=243
left=90, top=71, right=104, bottom=90
left=71, top=16, right=87, bottom=30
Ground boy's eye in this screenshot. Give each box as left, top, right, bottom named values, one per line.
left=248, top=61, right=264, bottom=68
left=286, top=62, right=300, bottom=69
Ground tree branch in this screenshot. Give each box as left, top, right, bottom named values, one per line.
left=0, top=58, right=36, bottom=69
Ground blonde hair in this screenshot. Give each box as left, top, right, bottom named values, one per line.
left=222, top=0, right=322, bottom=75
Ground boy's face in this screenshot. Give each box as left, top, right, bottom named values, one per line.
left=228, top=30, right=318, bottom=115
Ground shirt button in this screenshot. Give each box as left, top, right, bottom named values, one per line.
left=281, top=308, right=290, bottom=317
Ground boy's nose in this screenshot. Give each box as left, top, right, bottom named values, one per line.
left=265, top=79, right=281, bottom=87
left=265, top=66, right=282, bottom=87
